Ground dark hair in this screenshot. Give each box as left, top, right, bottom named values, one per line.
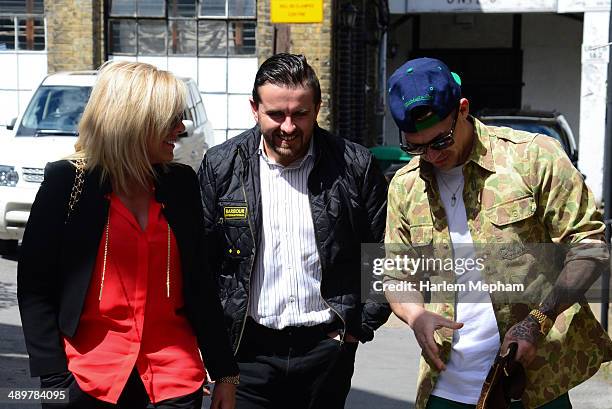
left=252, top=53, right=321, bottom=106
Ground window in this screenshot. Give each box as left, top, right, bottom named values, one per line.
left=110, top=0, right=165, bottom=17
left=228, top=0, right=256, bottom=18
left=17, top=17, right=44, bottom=50
left=228, top=20, right=255, bottom=55
left=0, top=0, right=43, bottom=14
left=169, top=19, right=197, bottom=55
left=194, top=100, right=207, bottom=124
left=138, top=20, right=166, bottom=55
left=109, top=19, right=137, bottom=54
left=169, top=0, right=197, bottom=17
left=17, top=85, right=93, bottom=136
left=139, top=0, right=166, bottom=17
left=197, top=20, right=226, bottom=55
left=110, top=0, right=137, bottom=16
left=0, top=0, right=45, bottom=51
left=199, top=0, right=225, bottom=16
left=109, top=0, right=256, bottom=57
left=0, top=17, right=15, bottom=50
left=199, top=0, right=255, bottom=18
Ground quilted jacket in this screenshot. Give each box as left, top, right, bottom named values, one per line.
left=198, top=125, right=391, bottom=352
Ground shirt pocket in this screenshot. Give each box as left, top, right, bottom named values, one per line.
left=408, top=225, right=435, bottom=277
left=484, top=195, right=536, bottom=227
left=409, top=224, right=433, bottom=246
left=483, top=195, right=538, bottom=286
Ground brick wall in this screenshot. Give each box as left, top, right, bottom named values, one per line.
left=45, top=0, right=104, bottom=73
left=257, top=0, right=334, bottom=131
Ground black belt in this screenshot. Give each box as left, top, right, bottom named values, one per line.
left=244, top=317, right=342, bottom=347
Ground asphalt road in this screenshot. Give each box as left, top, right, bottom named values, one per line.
left=0, top=253, right=610, bottom=408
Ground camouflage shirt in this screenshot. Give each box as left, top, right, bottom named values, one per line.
left=385, top=117, right=612, bottom=409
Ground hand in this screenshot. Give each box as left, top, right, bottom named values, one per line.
left=203, top=370, right=212, bottom=396
left=407, top=305, right=463, bottom=371
left=501, top=316, right=541, bottom=368
left=210, top=382, right=236, bottom=409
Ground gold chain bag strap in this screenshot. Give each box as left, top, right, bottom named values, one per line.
left=65, top=159, right=86, bottom=224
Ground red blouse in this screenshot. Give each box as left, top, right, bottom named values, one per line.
left=63, top=193, right=205, bottom=404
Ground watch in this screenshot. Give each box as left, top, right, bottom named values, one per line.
left=217, top=374, right=240, bottom=385
left=528, top=309, right=554, bottom=336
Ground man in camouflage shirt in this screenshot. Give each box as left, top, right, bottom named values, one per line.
left=383, top=57, right=612, bottom=409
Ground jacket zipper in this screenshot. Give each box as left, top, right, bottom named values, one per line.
left=307, top=159, right=347, bottom=345
left=233, top=147, right=256, bottom=355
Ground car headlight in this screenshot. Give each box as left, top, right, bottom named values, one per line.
left=0, top=165, right=19, bottom=187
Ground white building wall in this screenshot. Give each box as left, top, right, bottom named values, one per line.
left=0, top=52, right=47, bottom=128
left=521, top=14, right=583, bottom=143
left=577, top=9, right=610, bottom=203
left=110, top=54, right=257, bottom=147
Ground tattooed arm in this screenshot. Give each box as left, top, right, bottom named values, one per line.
left=501, top=239, right=608, bottom=367
left=539, top=240, right=608, bottom=320
left=503, top=135, right=610, bottom=367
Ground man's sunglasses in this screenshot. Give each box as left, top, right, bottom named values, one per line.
left=399, top=110, right=459, bottom=155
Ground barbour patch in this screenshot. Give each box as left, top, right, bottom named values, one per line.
left=224, top=206, right=247, bottom=219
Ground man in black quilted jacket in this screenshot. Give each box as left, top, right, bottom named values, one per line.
left=197, top=53, right=390, bottom=409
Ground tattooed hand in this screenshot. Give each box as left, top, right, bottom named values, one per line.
left=501, top=316, right=542, bottom=367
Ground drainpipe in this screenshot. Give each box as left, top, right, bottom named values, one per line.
left=376, top=0, right=389, bottom=145
left=378, top=30, right=387, bottom=145
left=602, top=5, right=612, bottom=332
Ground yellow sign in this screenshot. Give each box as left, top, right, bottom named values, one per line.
left=271, top=0, right=324, bottom=23
left=224, top=207, right=248, bottom=219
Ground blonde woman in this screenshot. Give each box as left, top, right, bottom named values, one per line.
left=18, top=61, right=238, bottom=409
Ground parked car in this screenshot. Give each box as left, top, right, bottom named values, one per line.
left=0, top=70, right=213, bottom=255
left=477, top=109, right=578, bottom=168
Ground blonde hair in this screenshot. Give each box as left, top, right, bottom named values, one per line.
left=71, top=60, right=187, bottom=193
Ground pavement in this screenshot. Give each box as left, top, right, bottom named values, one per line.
left=0, top=254, right=610, bottom=408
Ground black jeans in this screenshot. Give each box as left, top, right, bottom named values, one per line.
left=40, top=368, right=203, bottom=409
left=235, top=318, right=358, bottom=409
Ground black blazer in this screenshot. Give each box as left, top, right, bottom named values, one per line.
left=17, top=160, right=238, bottom=379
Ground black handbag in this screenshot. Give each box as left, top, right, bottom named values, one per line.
left=476, top=342, right=526, bottom=409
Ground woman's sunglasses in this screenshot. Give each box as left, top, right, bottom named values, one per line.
left=399, top=110, right=459, bottom=155
left=170, top=112, right=184, bottom=129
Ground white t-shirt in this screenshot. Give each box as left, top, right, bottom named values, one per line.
left=431, top=165, right=500, bottom=404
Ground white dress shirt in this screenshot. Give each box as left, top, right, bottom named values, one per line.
left=248, top=137, right=333, bottom=329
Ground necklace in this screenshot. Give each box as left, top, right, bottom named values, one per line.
left=438, top=174, right=463, bottom=207
left=99, top=213, right=171, bottom=301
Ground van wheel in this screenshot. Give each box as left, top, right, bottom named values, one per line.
left=0, top=240, right=18, bottom=256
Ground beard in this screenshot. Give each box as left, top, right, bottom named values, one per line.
left=262, top=131, right=308, bottom=164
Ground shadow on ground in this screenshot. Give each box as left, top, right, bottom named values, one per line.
left=0, top=324, right=37, bottom=409
left=201, top=388, right=413, bottom=409
left=346, top=389, right=414, bottom=409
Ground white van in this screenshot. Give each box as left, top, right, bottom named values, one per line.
left=0, top=71, right=213, bottom=255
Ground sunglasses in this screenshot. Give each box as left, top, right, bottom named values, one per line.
left=399, top=110, right=459, bottom=155
left=170, top=112, right=184, bottom=129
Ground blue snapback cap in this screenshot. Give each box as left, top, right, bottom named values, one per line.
left=388, top=57, right=462, bottom=133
